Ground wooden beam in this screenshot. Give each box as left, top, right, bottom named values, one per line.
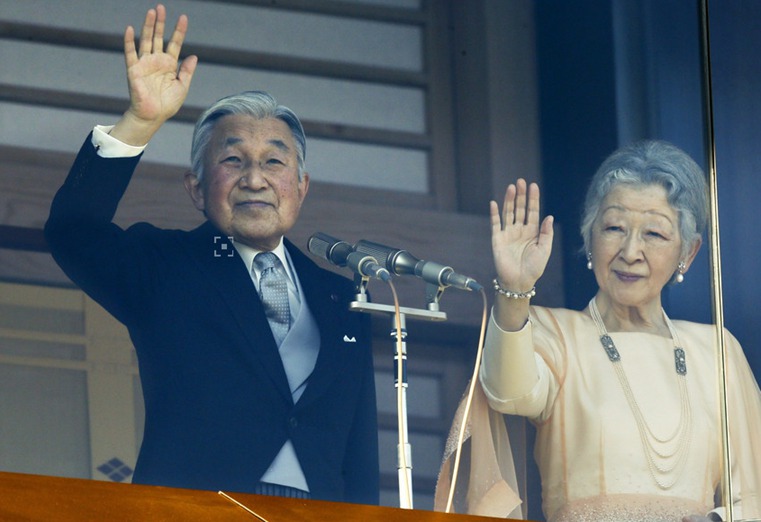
left=0, top=21, right=427, bottom=87
left=0, top=225, right=47, bottom=252
left=0, top=84, right=430, bottom=150
left=206, top=0, right=429, bottom=25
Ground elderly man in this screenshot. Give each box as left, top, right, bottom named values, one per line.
left=44, top=4, right=379, bottom=504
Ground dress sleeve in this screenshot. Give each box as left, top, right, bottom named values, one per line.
left=723, top=331, right=761, bottom=519
left=479, top=308, right=555, bottom=420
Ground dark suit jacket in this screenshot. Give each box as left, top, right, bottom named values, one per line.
left=44, top=136, right=379, bottom=504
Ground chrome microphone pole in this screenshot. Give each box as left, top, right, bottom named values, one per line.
left=350, top=277, right=447, bottom=510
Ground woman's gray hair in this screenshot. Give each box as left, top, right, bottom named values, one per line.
left=190, top=90, right=306, bottom=182
left=580, top=140, right=708, bottom=260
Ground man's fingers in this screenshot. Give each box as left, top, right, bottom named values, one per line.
left=177, top=55, right=198, bottom=87
left=152, top=4, right=166, bottom=54
left=124, top=25, right=138, bottom=67
left=138, top=8, right=156, bottom=57
left=165, top=14, right=189, bottom=60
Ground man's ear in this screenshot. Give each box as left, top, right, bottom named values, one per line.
left=297, top=171, right=310, bottom=205
left=184, top=171, right=205, bottom=211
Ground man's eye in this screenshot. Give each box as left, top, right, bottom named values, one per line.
left=222, top=156, right=241, bottom=163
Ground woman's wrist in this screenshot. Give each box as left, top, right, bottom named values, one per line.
left=493, top=278, right=536, bottom=299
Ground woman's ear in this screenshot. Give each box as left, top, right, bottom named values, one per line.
left=681, top=237, right=703, bottom=273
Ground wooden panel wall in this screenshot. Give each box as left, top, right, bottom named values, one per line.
left=0, top=1, right=558, bottom=514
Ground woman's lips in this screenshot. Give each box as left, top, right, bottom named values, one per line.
left=614, top=270, right=643, bottom=282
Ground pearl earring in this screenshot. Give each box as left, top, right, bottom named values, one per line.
left=676, top=261, right=686, bottom=283
left=586, top=252, right=593, bottom=271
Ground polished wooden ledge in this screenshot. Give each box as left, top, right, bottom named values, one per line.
left=0, top=471, right=527, bottom=521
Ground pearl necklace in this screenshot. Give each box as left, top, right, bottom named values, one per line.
left=589, top=297, right=692, bottom=490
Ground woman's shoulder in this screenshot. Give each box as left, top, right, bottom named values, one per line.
left=670, top=318, right=739, bottom=339
left=669, top=319, right=743, bottom=357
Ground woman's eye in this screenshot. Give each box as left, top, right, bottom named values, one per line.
left=647, top=231, right=666, bottom=239
left=222, top=156, right=241, bottom=164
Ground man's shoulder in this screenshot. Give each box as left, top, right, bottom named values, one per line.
left=119, top=221, right=222, bottom=258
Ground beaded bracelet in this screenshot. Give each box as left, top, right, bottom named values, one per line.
left=492, top=278, right=536, bottom=299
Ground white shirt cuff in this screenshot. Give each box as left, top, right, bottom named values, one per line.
left=92, top=125, right=146, bottom=158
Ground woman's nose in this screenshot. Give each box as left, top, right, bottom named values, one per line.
left=619, top=233, right=644, bottom=262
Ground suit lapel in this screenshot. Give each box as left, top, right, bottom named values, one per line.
left=285, top=240, right=349, bottom=409
left=183, top=222, right=292, bottom=403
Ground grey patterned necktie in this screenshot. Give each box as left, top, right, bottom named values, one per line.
left=254, top=252, right=291, bottom=346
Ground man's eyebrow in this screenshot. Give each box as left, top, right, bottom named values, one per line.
left=221, top=137, right=290, bottom=153
left=268, top=139, right=291, bottom=153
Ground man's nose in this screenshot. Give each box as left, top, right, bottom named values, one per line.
left=238, top=163, right=267, bottom=189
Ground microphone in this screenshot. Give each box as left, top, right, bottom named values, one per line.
left=346, top=252, right=391, bottom=282
left=308, top=233, right=390, bottom=282
left=354, top=240, right=482, bottom=291
left=307, top=232, right=354, bottom=267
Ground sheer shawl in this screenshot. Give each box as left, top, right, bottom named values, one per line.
left=434, top=380, right=523, bottom=519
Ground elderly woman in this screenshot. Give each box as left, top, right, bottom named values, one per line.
left=438, top=141, right=761, bottom=522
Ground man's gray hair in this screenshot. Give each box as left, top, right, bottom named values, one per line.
left=190, top=91, right=306, bottom=182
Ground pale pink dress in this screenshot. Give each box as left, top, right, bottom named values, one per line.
left=436, top=305, right=761, bottom=522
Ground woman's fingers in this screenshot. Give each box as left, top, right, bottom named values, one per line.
left=526, top=181, right=541, bottom=225
left=514, top=178, right=527, bottom=225
left=501, top=183, right=515, bottom=227
left=496, top=179, right=544, bottom=235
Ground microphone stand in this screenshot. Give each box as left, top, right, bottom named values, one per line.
left=350, top=276, right=447, bottom=510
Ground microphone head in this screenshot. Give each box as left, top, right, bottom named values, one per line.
left=307, top=232, right=332, bottom=257
left=354, top=239, right=419, bottom=275
left=308, top=232, right=354, bottom=267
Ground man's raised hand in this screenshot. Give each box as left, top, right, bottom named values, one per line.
left=112, top=4, right=198, bottom=146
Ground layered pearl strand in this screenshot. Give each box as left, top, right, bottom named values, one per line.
left=589, top=297, right=692, bottom=490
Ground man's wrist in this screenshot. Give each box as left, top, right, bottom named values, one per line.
left=93, top=125, right=146, bottom=158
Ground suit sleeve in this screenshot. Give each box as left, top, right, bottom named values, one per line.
left=44, top=134, right=159, bottom=326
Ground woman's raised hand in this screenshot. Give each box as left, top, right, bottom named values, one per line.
left=491, top=179, right=554, bottom=296
left=112, top=4, right=198, bottom=145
